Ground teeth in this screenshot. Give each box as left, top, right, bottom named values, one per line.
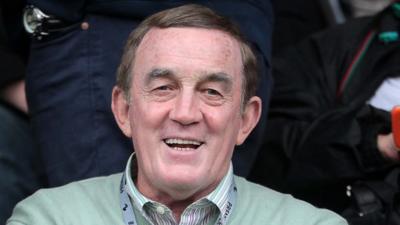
left=165, top=139, right=201, bottom=145
left=172, top=147, right=195, bottom=151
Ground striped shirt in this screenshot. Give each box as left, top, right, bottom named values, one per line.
left=124, top=154, right=234, bottom=225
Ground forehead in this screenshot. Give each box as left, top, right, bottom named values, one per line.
left=133, top=27, right=243, bottom=81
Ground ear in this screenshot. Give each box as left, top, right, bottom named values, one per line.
left=236, top=96, right=262, bottom=145
left=111, top=86, right=132, bottom=137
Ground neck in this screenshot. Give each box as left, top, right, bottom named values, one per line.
left=168, top=199, right=193, bottom=223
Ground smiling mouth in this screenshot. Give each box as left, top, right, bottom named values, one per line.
left=164, top=138, right=203, bottom=150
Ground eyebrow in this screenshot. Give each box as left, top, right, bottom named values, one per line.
left=145, top=68, right=234, bottom=91
left=145, top=68, right=175, bottom=85
left=198, top=72, right=233, bottom=92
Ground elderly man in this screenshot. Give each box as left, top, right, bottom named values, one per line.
left=8, top=5, right=347, bottom=225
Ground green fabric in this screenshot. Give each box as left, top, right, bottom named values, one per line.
left=7, top=173, right=348, bottom=225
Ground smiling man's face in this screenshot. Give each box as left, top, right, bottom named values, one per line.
left=112, top=27, right=261, bottom=202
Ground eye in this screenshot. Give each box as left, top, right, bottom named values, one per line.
left=201, top=88, right=225, bottom=104
left=200, top=88, right=225, bottom=106
left=151, top=85, right=175, bottom=98
left=204, top=88, right=222, bottom=96
left=151, top=83, right=176, bottom=92
left=155, top=85, right=172, bottom=91
left=146, top=76, right=178, bottom=102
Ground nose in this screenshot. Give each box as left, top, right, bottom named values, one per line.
left=169, top=91, right=202, bottom=126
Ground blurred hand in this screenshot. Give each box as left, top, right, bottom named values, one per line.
left=0, top=80, right=28, bottom=114
left=378, top=133, right=400, bottom=162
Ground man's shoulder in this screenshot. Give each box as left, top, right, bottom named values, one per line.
left=30, top=173, right=122, bottom=202
left=232, top=176, right=348, bottom=225
left=7, top=173, right=123, bottom=225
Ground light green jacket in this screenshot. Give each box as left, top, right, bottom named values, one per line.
left=7, top=173, right=348, bottom=225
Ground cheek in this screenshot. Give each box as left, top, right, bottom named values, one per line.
left=203, top=105, right=241, bottom=134
left=129, top=99, right=169, bottom=135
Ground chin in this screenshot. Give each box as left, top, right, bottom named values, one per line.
left=164, top=180, right=205, bottom=201
left=165, top=174, right=201, bottom=188
left=163, top=173, right=205, bottom=192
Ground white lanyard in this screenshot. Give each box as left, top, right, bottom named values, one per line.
left=120, top=173, right=237, bottom=225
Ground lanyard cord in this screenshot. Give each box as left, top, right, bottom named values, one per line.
left=120, top=173, right=237, bottom=225
left=336, top=28, right=377, bottom=98
left=120, top=173, right=137, bottom=225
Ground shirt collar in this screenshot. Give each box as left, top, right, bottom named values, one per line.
left=124, top=153, right=234, bottom=216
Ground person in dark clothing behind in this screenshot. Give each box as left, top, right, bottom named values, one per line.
left=250, top=1, right=400, bottom=223
left=0, top=2, right=46, bottom=223
left=271, top=0, right=330, bottom=55
left=22, top=0, right=273, bottom=187
left=271, top=0, right=393, bottom=56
